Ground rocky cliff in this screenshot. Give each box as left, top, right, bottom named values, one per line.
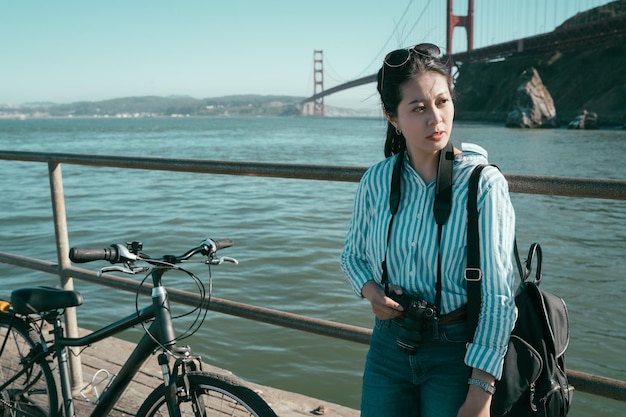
left=453, top=40, right=626, bottom=126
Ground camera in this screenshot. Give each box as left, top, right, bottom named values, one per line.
left=388, top=292, right=436, bottom=355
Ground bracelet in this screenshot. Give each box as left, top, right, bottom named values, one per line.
left=468, top=378, right=496, bottom=395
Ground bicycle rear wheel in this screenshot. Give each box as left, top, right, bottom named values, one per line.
left=0, top=312, right=58, bottom=417
left=136, top=371, right=277, bottom=417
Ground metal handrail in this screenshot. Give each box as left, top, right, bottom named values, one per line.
left=0, top=150, right=625, bottom=403
left=2, top=150, right=626, bottom=200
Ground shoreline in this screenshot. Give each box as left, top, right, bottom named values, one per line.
left=455, top=111, right=626, bottom=129
left=1, top=111, right=624, bottom=130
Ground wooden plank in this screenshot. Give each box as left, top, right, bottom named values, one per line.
left=72, top=329, right=359, bottom=416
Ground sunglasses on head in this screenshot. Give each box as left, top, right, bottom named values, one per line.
left=379, top=43, right=442, bottom=91
left=383, top=43, right=442, bottom=68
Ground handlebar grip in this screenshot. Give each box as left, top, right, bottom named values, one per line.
left=69, top=246, right=120, bottom=263
left=212, top=238, right=234, bottom=250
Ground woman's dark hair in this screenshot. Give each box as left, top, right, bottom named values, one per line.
left=377, top=44, right=454, bottom=157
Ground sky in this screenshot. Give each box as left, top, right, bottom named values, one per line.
left=0, top=0, right=614, bottom=109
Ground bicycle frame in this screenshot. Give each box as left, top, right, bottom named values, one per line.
left=61, top=307, right=159, bottom=417
left=18, top=267, right=185, bottom=417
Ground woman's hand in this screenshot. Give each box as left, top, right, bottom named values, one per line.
left=361, top=280, right=405, bottom=320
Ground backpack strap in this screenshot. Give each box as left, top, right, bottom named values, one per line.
left=467, top=164, right=525, bottom=341
left=434, top=142, right=455, bottom=225
left=466, top=164, right=488, bottom=338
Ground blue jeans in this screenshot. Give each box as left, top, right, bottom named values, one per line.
left=360, top=318, right=471, bottom=417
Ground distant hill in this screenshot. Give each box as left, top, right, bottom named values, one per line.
left=0, top=94, right=381, bottom=118
left=0, top=95, right=306, bottom=118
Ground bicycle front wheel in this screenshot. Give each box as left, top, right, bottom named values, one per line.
left=0, top=312, right=58, bottom=417
left=136, top=371, right=277, bottom=417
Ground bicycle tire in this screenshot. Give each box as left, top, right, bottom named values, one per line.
left=0, top=312, right=59, bottom=417
left=136, top=371, right=278, bottom=417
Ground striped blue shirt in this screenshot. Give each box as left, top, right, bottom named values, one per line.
left=340, top=143, right=517, bottom=379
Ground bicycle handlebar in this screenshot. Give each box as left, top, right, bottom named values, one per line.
left=69, top=238, right=234, bottom=265
left=211, top=238, right=234, bottom=251
left=69, top=245, right=126, bottom=263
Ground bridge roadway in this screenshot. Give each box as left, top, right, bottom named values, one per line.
left=302, top=13, right=626, bottom=105
left=73, top=327, right=358, bottom=416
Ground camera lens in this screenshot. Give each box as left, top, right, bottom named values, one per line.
left=393, top=297, right=436, bottom=355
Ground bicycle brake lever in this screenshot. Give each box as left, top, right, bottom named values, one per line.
left=208, top=256, right=238, bottom=265
left=222, top=256, right=238, bottom=265
left=98, top=265, right=149, bottom=276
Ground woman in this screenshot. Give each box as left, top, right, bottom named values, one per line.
left=340, top=43, right=517, bottom=417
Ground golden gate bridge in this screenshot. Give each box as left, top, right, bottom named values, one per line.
left=303, top=0, right=626, bottom=116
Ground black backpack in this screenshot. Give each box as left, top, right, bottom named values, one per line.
left=467, top=164, right=574, bottom=416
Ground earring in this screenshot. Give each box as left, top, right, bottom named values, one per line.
left=396, top=128, right=402, bottom=135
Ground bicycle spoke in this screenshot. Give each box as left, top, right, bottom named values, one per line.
left=0, top=314, right=57, bottom=417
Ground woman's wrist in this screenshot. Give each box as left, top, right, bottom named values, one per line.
left=467, top=369, right=496, bottom=399
left=360, top=280, right=379, bottom=300
left=468, top=377, right=496, bottom=395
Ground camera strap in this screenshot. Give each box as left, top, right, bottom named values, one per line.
left=381, top=142, right=455, bottom=325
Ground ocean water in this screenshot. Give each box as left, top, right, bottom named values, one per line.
left=0, top=116, right=625, bottom=415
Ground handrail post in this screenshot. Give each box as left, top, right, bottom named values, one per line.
left=48, top=161, right=83, bottom=392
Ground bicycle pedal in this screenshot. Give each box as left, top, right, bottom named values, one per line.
left=79, top=369, right=115, bottom=404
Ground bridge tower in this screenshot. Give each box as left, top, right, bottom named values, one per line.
left=313, top=50, right=324, bottom=116
left=447, top=0, right=474, bottom=55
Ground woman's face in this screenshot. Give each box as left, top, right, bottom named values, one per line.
left=388, top=71, right=454, bottom=160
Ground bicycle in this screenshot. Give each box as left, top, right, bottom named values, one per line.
left=0, top=238, right=278, bottom=417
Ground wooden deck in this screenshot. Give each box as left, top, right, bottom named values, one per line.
left=72, top=330, right=359, bottom=416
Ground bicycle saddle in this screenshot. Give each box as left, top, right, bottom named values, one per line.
left=11, top=286, right=84, bottom=314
